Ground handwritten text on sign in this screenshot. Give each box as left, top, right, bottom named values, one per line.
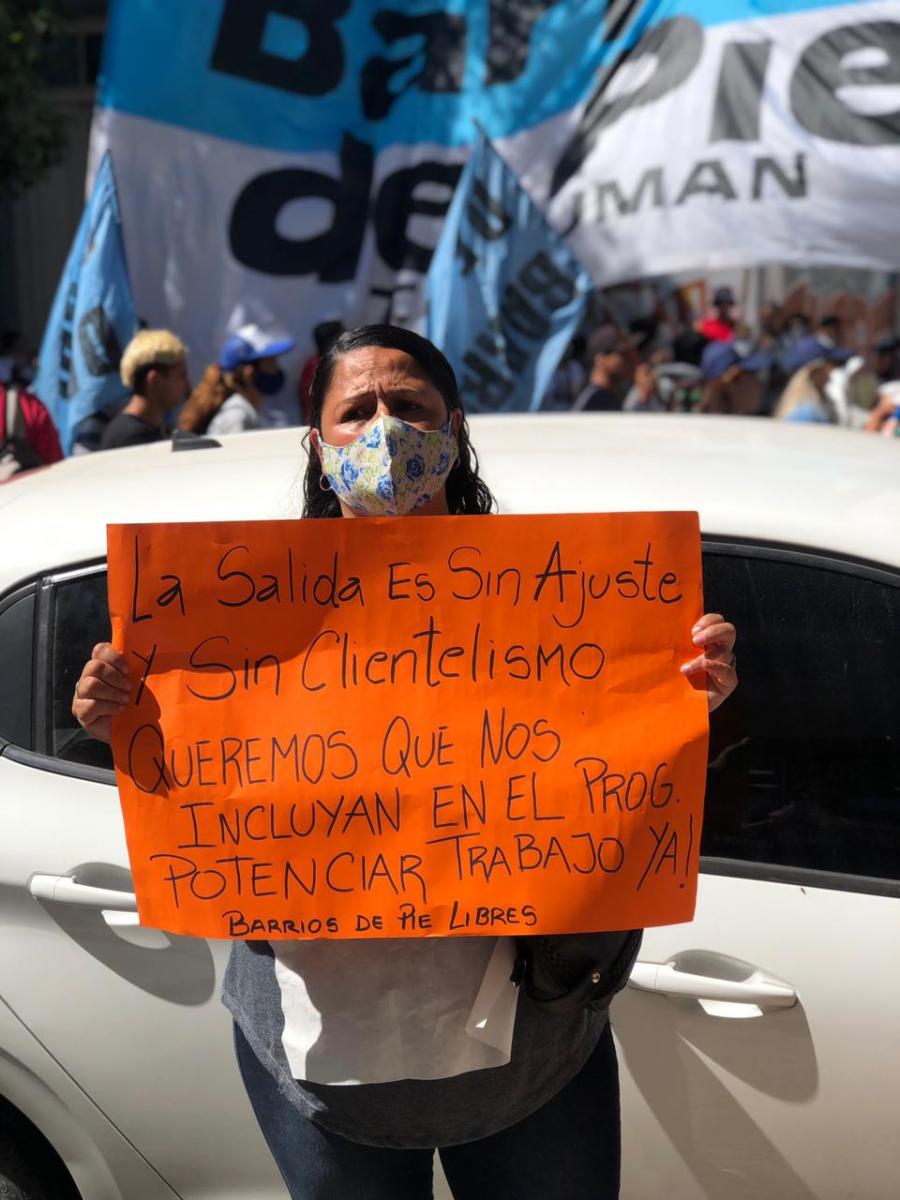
left=107, top=513, right=708, bottom=940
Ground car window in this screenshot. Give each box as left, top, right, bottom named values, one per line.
left=701, top=546, right=900, bottom=887
left=0, top=585, right=36, bottom=750
left=46, top=569, right=113, bottom=771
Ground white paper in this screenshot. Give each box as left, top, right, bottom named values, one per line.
left=464, top=936, right=519, bottom=1053
left=273, top=936, right=520, bottom=1086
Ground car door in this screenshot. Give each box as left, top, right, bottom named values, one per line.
left=617, top=540, right=900, bottom=1199
left=0, top=563, right=286, bottom=1199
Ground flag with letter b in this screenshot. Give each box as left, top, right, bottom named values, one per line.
left=427, top=134, right=593, bottom=413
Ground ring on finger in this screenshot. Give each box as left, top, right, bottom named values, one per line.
left=709, top=652, right=737, bottom=669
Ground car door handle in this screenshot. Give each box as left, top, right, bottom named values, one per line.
left=629, top=960, right=797, bottom=1009
left=29, top=873, right=138, bottom=912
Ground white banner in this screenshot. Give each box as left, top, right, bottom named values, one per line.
left=507, top=2, right=900, bottom=286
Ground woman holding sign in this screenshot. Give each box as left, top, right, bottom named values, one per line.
left=73, top=326, right=736, bottom=1200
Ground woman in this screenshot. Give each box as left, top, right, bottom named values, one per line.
left=72, top=326, right=737, bottom=1200
left=178, top=360, right=271, bottom=436
left=180, top=326, right=295, bottom=436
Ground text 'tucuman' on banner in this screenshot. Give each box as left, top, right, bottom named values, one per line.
left=107, top=512, right=709, bottom=940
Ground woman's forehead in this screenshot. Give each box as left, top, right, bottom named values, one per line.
left=327, top=346, right=435, bottom=395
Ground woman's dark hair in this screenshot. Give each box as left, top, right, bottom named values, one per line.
left=302, top=324, right=495, bottom=519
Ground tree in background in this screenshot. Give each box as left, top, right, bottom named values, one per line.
left=0, top=1, right=66, bottom=196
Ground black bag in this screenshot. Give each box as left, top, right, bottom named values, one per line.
left=515, top=929, right=643, bottom=1015
left=0, top=386, right=43, bottom=481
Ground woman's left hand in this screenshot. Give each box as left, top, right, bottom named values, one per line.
left=680, top=612, right=737, bottom=714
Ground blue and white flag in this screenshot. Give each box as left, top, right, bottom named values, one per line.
left=34, top=152, right=137, bottom=454
left=90, top=2, right=900, bottom=371
left=427, top=135, right=593, bottom=412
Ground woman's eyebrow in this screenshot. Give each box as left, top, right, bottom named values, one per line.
left=338, top=385, right=426, bottom=405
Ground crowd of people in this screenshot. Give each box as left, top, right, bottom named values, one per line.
left=546, top=287, right=900, bottom=436
left=84, top=318, right=346, bottom=452
left=2, top=293, right=899, bottom=479
left=0, top=318, right=323, bottom=471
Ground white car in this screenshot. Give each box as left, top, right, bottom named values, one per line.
left=1, top=416, right=898, bottom=1200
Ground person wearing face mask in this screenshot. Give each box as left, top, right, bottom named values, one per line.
left=199, top=325, right=295, bottom=436
left=71, top=326, right=738, bottom=1200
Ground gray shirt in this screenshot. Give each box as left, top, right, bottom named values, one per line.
left=223, top=939, right=609, bottom=1149
left=206, top=394, right=262, bottom=436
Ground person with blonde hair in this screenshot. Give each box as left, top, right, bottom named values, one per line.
left=99, top=329, right=190, bottom=451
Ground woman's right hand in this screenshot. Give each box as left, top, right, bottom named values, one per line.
left=71, top=643, right=131, bottom=745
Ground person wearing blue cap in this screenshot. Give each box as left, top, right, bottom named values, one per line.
left=698, top=341, right=770, bottom=415
left=198, top=324, right=296, bottom=436
left=782, top=334, right=852, bottom=378
left=771, top=315, right=857, bottom=423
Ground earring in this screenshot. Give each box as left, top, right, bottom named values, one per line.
left=319, top=474, right=332, bottom=492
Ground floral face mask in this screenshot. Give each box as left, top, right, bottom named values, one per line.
left=318, top=414, right=459, bottom=516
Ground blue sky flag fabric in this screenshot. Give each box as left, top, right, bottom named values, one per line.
left=34, top=153, right=137, bottom=454
left=427, top=134, right=594, bottom=413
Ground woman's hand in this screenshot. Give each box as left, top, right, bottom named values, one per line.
left=71, top=643, right=131, bottom=744
left=680, top=612, right=737, bottom=714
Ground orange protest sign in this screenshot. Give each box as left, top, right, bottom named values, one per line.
left=107, top=512, right=708, bottom=940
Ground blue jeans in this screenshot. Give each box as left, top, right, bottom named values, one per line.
left=234, top=1022, right=620, bottom=1199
